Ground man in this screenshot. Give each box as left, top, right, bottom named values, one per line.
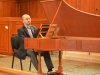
left=18, top=14, right=56, bottom=73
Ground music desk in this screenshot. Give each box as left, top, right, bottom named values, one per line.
left=24, top=37, right=100, bottom=74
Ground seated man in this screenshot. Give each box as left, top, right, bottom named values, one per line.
left=17, top=14, right=56, bottom=73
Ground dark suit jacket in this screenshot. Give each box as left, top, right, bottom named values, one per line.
left=18, top=25, right=38, bottom=38
left=17, top=25, right=39, bottom=59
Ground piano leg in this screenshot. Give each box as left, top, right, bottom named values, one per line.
left=58, top=51, right=63, bottom=73
left=38, top=51, right=42, bottom=74
left=57, top=51, right=67, bottom=75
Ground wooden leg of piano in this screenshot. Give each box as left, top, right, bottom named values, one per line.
left=38, top=51, right=42, bottom=74
left=58, top=51, right=63, bottom=73
left=57, top=51, right=67, bottom=75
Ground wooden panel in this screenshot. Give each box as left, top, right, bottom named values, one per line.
left=39, top=39, right=60, bottom=51
left=24, top=37, right=100, bottom=52
left=29, top=0, right=46, bottom=18
left=24, top=38, right=40, bottom=50
left=19, top=0, right=29, bottom=16
left=82, top=40, right=100, bottom=52
left=37, top=0, right=46, bottom=18
left=19, top=0, right=46, bottom=18
left=0, top=22, right=9, bottom=54
left=0, top=0, right=20, bottom=17
left=60, top=39, right=77, bottom=50
left=29, top=0, right=38, bottom=17
left=10, top=21, right=22, bottom=35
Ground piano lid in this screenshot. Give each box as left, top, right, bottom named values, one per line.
left=40, top=0, right=100, bottom=38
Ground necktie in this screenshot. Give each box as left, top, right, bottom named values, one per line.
left=27, top=26, right=33, bottom=38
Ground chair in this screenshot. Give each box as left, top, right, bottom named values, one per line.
left=11, top=35, right=32, bottom=71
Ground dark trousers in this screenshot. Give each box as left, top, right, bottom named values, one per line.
left=27, top=50, right=54, bottom=71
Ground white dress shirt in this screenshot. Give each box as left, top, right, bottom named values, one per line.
left=24, top=24, right=33, bottom=38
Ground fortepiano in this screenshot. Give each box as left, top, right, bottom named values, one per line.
left=24, top=0, right=100, bottom=75
left=24, top=37, right=100, bottom=74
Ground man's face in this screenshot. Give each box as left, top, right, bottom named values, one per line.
left=23, top=15, right=31, bottom=25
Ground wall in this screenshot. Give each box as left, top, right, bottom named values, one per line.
left=0, top=0, right=100, bottom=17
left=0, top=0, right=20, bottom=17
left=19, top=0, right=46, bottom=18
left=0, top=17, right=47, bottom=55
left=0, top=0, right=47, bottom=55
left=0, top=0, right=46, bottom=18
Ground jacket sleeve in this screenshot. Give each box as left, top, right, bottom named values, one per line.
left=18, top=29, right=25, bottom=38
left=32, top=26, right=40, bottom=38
left=17, top=29, right=25, bottom=50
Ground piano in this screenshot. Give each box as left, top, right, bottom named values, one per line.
left=24, top=0, right=100, bottom=74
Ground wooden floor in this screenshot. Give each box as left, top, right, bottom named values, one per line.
left=0, top=54, right=100, bottom=75
left=0, top=67, right=40, bottom=75
left=0, top=67, right=64, bottom=75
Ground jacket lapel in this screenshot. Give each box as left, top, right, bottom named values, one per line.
left=22, top=25, right=30, bottom=37
left=30, top=26, right=35, bottom=35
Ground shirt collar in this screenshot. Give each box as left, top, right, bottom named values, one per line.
left=24, top=24, right=31, bottom=29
